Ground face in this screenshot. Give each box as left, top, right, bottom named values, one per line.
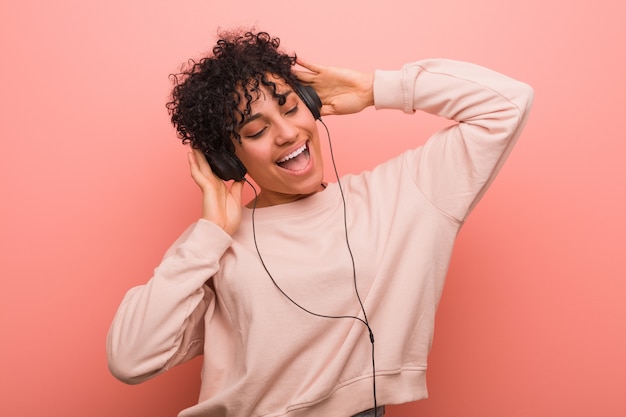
left=232, top=76, right=324, bottom=207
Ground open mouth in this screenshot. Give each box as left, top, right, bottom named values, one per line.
left=276, top=141, right=311, bottom=172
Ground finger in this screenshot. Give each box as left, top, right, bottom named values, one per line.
left=295, top=59, right=328, bottom=85
left=191, top=148, right=208, bottom=168
left=188, top=151, right=218, bottom=189
left=191, top=148, right=220, bottom=179
left=187, top=152, right=203, bottom=184
left=293, top=69, right=316, bottom=85
left=295, top=58, right=322, bottom=73
left=188, top=150, right=203, bottom=171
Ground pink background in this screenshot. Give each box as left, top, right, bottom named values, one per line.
left=1, top=0, right=625, bottom=416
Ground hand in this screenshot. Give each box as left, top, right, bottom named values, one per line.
left=293, top=59, right=374, bottom=117
left=188, top=148, right=244, bottom=235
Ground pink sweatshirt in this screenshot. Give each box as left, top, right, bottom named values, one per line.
left=107, top=59, right=533, bottom=417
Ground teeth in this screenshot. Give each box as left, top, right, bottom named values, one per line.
left=277, top=144, right=306, bottom=164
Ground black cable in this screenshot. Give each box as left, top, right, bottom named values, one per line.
left=246, top=118, right=378, bottom=413
left=321, top=118, right=377, bottom=412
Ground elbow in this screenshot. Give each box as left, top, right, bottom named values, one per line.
left=106, top=332, right=161, bottom=385
left=107, top=352, right=161, bottom=385
left=516, top=81, right=535, bottom=115
left=503, top=81, right=534, bottom=133
left=108, top=358, right=144, bottom=385
left=107, top=343, right=148, bottom=384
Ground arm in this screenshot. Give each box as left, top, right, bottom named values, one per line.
left=374, top=59, right=534, bottom=221
left=108, top=142, right=243, bottom=384
left=297, top=58, right=533, bottom=221
left=106, top=220, right=232, bottom=384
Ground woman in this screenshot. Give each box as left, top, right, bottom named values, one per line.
left=107, top=31, right=533, bottom=417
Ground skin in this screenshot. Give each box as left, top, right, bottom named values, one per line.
left=188, top=59, right=374, bottom=235
left=233, top=74, right=325, bottom=208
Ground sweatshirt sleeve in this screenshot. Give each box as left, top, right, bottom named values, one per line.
left=373, top=59, right=534, bottom=222
left=106, top=219, right=232, bottom=384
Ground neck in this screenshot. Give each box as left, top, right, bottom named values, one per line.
left=246, top=182, right=328, bottom=208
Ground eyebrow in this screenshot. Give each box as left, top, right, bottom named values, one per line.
left=238, top=113, right=262, bottom=129
left=238, top=90, right=294, bottom=129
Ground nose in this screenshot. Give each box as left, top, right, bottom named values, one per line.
left=273, top=116, right=299, bottom=145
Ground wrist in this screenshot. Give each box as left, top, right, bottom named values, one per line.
left=360, top=73, right=375, bottom=108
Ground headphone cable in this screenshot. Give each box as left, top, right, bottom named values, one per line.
left=245, top=118, right=377, bottom=412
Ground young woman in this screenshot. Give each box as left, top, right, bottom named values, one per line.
left=107, top=31, right=533, bottom=417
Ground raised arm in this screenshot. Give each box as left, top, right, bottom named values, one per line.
left=374, top=59, right=534, bottom=221
left=296, top=58, right=533, bottom=222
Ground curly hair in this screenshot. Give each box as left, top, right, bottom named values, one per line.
left=166, top=30, right=300, bottom=156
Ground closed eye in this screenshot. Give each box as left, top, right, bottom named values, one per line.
left=242, top=100, right=297, bottom=139
left=246, top=127, right=267, bottom=139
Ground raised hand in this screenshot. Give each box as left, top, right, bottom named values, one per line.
left=188, top=148, right=244, bottom=235
left=293, top=59, right=374, bottom=117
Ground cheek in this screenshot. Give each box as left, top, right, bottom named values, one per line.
left=235, top=144, right=271, bottom=173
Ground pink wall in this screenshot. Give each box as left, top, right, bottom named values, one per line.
left=1, top=0, right=625, bottom=416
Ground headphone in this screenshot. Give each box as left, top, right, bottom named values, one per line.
left=204, top=82, right=322, bottom=181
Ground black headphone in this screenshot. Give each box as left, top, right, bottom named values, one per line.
left=205, top=82, right=322, bottom=182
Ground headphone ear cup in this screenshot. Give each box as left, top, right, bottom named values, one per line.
left=295, top=83, right=322, bottom=120
left=205, top=151, right=247, bottom=182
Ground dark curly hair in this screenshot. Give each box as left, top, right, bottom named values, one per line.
left=166, top=30, right=300, bottom=157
